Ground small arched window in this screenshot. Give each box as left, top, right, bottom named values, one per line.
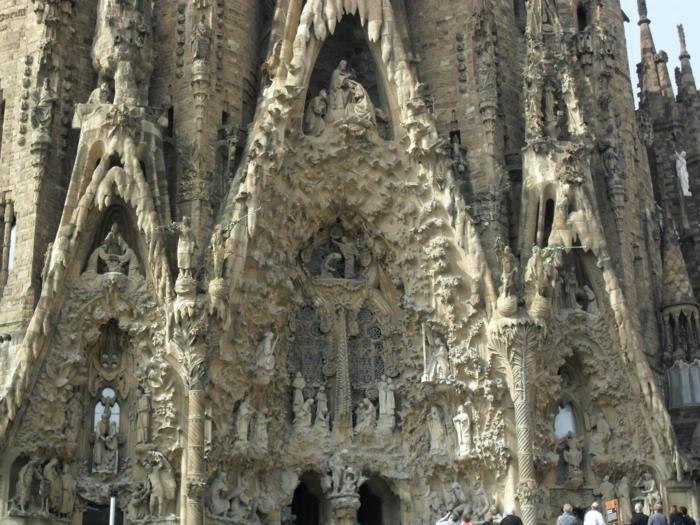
left=7, top=216, right=16, bottom=273
left=577, top=5, right=589, bottom=32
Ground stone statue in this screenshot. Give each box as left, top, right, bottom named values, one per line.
left=175, top=216, right=196, bottom=279
left=636, top=471, right=660, bottom=514
left=589, top=412, right=611, bottom=457
left=59, top=465, right=76, bottom=518
left=146, top=451, right=177, bottom=516
left=210, top=224, right=227, bottom=279
left=563, top=268, right=582, bottom=310
left=428, top=406, right=447, bottom=455
left=333, top=236, right=359, bottom=279
left=328, top=60, right=353, bottom=119
left=191, top=15, right=212, bottom=63
left=136, top=392, right=151, bottom=444
left=254, top=331, right=277, bottom=384
left=499, top=245, right=518, bottom=297
left=88, top=81, right=112, bottom=104
left=235, top=397, right=254, bottom=443
left=314, top=386, right=329, bottom=431
left=292, top=373, right=313, bottom=429
left=208, top=471, right=231, bottom=517
left=93, top=409, right=118, bottom=473
left=377, top=375, right=396, bottom=433
left=618, top=475, right=632, bottom=519
left=126, top=482, right=150, bottom=522
left=31, top=78, right=57, bottom=140
left=253, top=408, right=270, bottom=451
left=14, top=458, right=41, bottom=512
left=525, top=245, right=551, bottom=297
left=86, top=223, right=140, bottom=276
left=304, top=89, right=328, bottom=137
left=355, top=398, right=376, bottom=435
left=43, top=458, right=62, bottom=513
left=676, top=151, right=691, bottom=197
left=453, top=404, right=472, bottom=457
left=562, top=432, right=583, bottom=485
left=597, top=475, right=616, bottom=502
left=424, top=337, right=451, bottom=383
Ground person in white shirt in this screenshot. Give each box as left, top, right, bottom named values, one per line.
left=584, top=502, right=606, bottom=525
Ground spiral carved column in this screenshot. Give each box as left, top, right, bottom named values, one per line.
left=186, top=387, right=206, bottom=525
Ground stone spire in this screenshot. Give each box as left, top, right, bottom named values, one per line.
left=662, top=221, right=696, bottom=308
left=676, top=24, right=698, bottom=99
left=636, top=0, right=661, bottom=96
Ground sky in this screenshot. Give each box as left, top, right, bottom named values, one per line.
left=621, top=0, right=700, bottom=97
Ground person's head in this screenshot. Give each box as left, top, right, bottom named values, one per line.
left=504, top=508, right=514, bottom=517
left=592, top=502, right=600, bottom=510
left=484, top=514, right=493, bottom=523
left=462, top=511, right=471, bottom=522
left=635, top=503, right=644, bottom=513
left=672, top=506, right=679, bottom=514
left=655, top=504, right=663, bottom=513
left=563, top=504, right=573, bottom=513
left=681, top=508, right=688, bottom=516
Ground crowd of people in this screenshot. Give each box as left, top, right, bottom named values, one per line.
left=440, top=502, right=697, bottom=525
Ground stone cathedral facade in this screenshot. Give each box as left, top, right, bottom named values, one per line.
left=1, top=0, right=700, bottom=524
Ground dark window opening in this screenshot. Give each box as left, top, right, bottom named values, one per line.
left=357, top=483, right=383, bottom=525
left=0, top=100, right=5, bottom=160
left=83, top=504, right=123, bottom=525
left=543, top=198, right=555, bottom=247
left=166, top=106, right=174, bottom=138
left=7, top=215, right=16, bottom=273
left=290, top=482, right=320, bottom=525
left=577, top=6, right=588, bottom=31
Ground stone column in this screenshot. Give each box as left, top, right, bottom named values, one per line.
left=186, top=388, right=205, bottom=525
left=329, top=495, right=361, bottom=525
left=489, top=321, right=542, bottom=525
left=333, top=306, right=352, bottom=440
left=0, top=201, right=10, bottom=286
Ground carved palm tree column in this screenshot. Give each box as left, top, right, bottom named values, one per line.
left=185, top=352, right=208, bottom=525
left=329, top=495, right=361, bottom=525
left=489, top=320, right=543, bottom=525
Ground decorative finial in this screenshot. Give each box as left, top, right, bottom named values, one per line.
left=637, top=0, right=648, bottom=19
left=678, top=24, right=690, bottom=57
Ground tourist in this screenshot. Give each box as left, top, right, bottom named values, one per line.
left=500, top=508, right=523, bottom=525
left=681, top=507, right=695, bottom=525
left=632, top=503, right=650, bottom=525
left=558, top=503, right=579, bottom=525
left=462, top=511, right=473, bottom=525
left=482, top=514, right=494, bottom=525
left=584, top=502, right=605, bottom=525
left=649, top=503, right=669, bottom=525
left=671, top=506, right=684, bottom=525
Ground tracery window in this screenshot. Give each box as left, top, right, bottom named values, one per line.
left=348, top=307, right=385, bottom=387
left=291, top=305, right=329, bottom=386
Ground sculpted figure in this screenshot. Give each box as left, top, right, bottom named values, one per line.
left=136, top=392, right=151, bottom=444
left=563, top=268, right=582, bottom=310
left=304, top=89, right=328, bottom=137
left=292, top=373, right=313, bottom=429
left=254, top=331, right=277, bottom=382
left=210, top=224, right=227, bottom=279
left=126, top=481, right=149, bottom=522
left=618, top=476, right=632, bottom=519
left=43, top=458, right=62, bottom=513
left=354, top=398, right=376, bottom=435
left=191, top=15, right=212, bottom=63
left=499, top=245, right=518, bottom=297
left=14, top=458, right=41, bottom=512
left=314, top=386, right=329, bottom=431
left=589, top=412, right=611, bottom=457
left=235, top=398, right=254, bottom=443
left=349, top=81, right=376, bottom=125
left=453, top=404, right=472, bottom=457
left=597, top=475, right=616, bottom=502
left=525, top=245, right=550, bottom=296
left=562, top=432, right=583, bottom=482
left=175, top=216, right=196, bottom=279
left=88, top=81, right=112, bottom=104
left=59, top=465, right=76, bottom=518
left=472, top=487, right=491, bottom=521
left=93, top=409, right=113, bottom=471
left=328, top=60, right=353, bottom=118
left=636, top=472, right=660, bottom=513
left=253, top=408, right=270, bottom=451
left=146, top=451, right=177, bottom=516
left=377, top=375, right=396, bottom=433
left=333, top=235, right=359, bottom=279
left=32, top=78, right=58, bottom=137
left=208, top=472, right=230, bottom=517
left=428, top=406, right=447, bottom=454
left=86, top=223, right=140, bottom=276
left=425, top=337, right=451, bottom=382
left=676, top=151, right=692, bottom=197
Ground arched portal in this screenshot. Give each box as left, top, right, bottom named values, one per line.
left=288, top=472, right=328, bottom=525
left=357, top=477, right=400, bottom=525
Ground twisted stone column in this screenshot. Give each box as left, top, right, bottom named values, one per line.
left=489, top=321, right=542, bottom=525
left=333, top=306, right=352, bottom=440
left=186, top=388, right=206, bottom=525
